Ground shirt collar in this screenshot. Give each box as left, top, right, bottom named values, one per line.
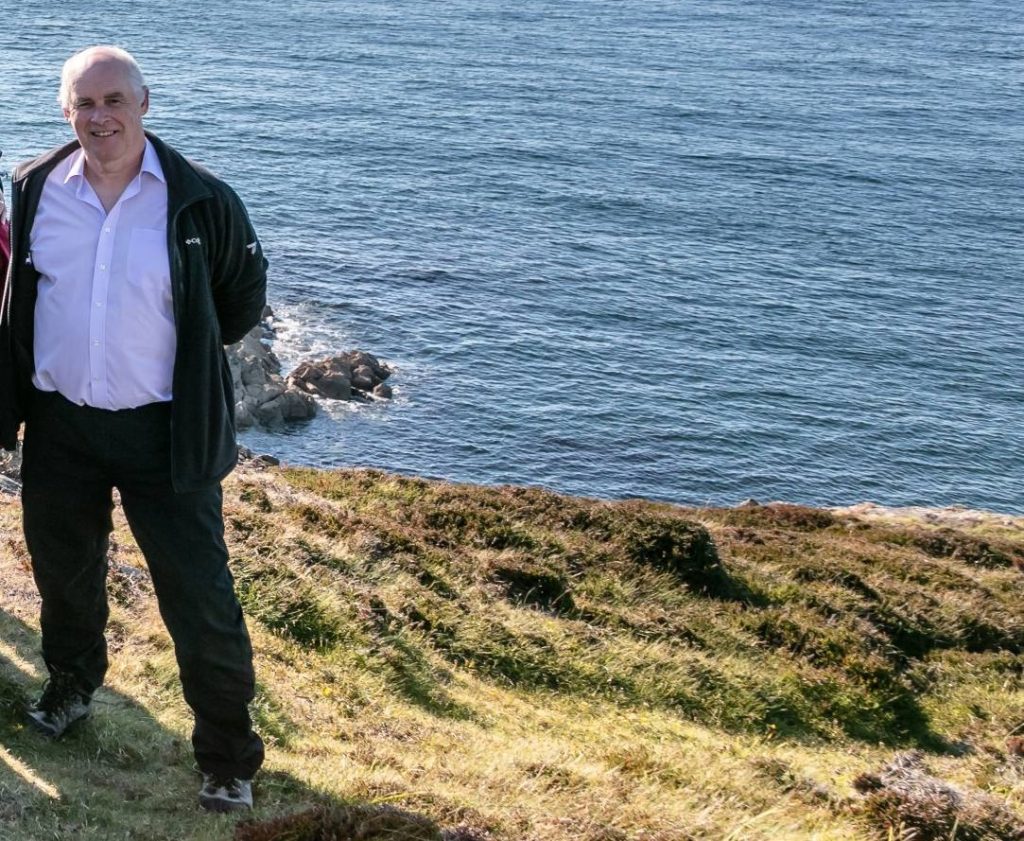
left=140, top=138, right=166, bottom=184
left=64, top=149, right=86, bottom=184
left=63, top=138, right=166, bottom=186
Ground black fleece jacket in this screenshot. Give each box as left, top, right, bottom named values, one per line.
left=0, top=132, right=267, bottom=491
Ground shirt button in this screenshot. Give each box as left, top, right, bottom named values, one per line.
left=95, top=302, right=102, bottom=307
left=99, top=264, right=106, bottom=270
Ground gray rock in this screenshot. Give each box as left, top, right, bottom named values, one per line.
left=0, top=474, right=21, bottom=495
left=288, top=351, right=393, bottom=401
left=227, top=317, right=395, bottom=428
left=351, top=365, right=374, bottom=391
left=237, top=445, right=280, bottom=468
left=226, top=318, right=316, bottom=430
left=0, top=444, right=21, bottom=490
left=234, top=401, right=254, bottom=430
left=320, top=373, right=352, bottom=401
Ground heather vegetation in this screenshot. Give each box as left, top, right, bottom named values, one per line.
left=0, top=465, right=1021, bottom=840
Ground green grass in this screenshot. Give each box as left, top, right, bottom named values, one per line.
left=0, top=468, right=1020, bottom=840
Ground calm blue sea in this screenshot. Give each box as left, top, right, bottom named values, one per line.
left=1, top=1, right=1021, bottom=512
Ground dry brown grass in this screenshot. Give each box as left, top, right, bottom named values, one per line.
left=852, top=751, right=1024, bottom=840
left=0, top=467, right=1020, bottom=840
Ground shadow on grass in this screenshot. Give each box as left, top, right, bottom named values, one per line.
left=0, top=608, right=339, bottom=840
left=764, top=679, right=953, bottom=754
left=366, top=596, right=476, bottom=721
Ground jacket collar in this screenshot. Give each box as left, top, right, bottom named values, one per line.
left=13, top=131, right=212, bottom=216
left=144, top=131, right=212, bottom=214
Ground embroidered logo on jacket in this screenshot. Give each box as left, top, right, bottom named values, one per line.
left=185, top=237, right=202, bottom=246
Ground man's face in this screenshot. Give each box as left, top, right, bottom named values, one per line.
left=63, top=55, right=149, bottom=173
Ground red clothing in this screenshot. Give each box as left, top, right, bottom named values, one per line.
left=0, top=193, right=9, bottom=278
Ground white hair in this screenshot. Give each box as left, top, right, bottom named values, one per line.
left=59, top=46, right=147, bottom=110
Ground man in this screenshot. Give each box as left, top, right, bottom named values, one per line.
left=0, top=46, right=266, bottom=812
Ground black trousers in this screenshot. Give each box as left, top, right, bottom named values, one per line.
left=21, top=389, right=264, bottom=780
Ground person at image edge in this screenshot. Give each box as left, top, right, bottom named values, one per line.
left=0, top=45, right=266, bottom=812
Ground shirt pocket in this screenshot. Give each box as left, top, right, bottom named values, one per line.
left=126, top=227, right=172, bottom=300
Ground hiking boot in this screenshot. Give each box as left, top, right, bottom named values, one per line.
left=26, top=671, right=92, bottom=738
left=199, top=774, right=253, bottom=813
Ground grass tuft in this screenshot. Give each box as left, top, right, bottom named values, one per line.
left=880, top=527, right=1023, bottom=570
left=618, top=511, right=737, bottom=599
left=852, top=751, right=1024, bottom=840
left=234, top=803, right=442, bottom=841
left=487, top=556, right=576, bottom=613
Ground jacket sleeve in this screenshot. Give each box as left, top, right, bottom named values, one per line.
left=208, top=183, right=267, bottom=345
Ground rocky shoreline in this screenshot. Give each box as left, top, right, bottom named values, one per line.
left=3, top=441, right=1022, bottom=531
left=226, top=305, right=394, bottom=430
left=0, top=305, right=396, bottom=489
left=829, top=501, right=1024, bottom=532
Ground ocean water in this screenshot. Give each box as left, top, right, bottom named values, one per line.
left=1, top=1, right=1021, bottom=511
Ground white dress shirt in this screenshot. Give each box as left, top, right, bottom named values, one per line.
left=31, top=139, right=175, bottom=410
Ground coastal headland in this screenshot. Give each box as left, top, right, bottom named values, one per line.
left=0, top=458, right=1020, bottom=840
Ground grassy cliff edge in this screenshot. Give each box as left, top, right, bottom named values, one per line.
left=0, top=464, right=1021, bottom=840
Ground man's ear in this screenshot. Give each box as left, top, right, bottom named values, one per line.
left=140, top=86, right=150, bottom=116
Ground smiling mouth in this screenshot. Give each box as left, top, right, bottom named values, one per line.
left=92, top=130, right=116, bottom=137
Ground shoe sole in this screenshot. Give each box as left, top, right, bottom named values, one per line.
left=199, top=796, right=251, bottom=813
